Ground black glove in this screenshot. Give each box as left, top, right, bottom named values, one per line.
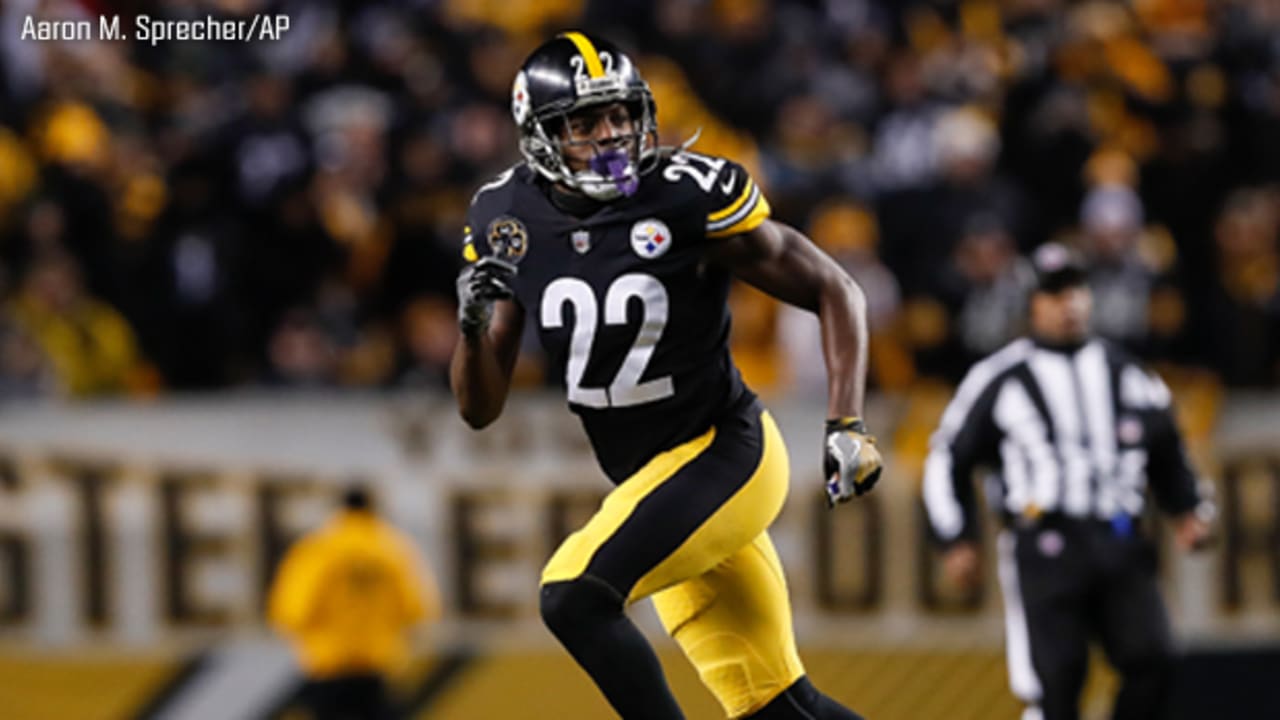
left=456, top=257, right=517, bottom=336
left=823, top=416, right=884, bottom=506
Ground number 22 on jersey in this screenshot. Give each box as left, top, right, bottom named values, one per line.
left=540, top=273, right=674, bottom=409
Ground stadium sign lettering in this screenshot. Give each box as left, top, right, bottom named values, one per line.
left=0, top=452, right=1276, bottom=640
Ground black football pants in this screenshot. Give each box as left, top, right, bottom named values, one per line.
left=997, top=518, right=1174, bottom=720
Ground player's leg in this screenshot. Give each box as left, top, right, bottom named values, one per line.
left=653, top=532, right=865, bottom=720
left=540, top=404, right=788, bottom=719
left=744, top=677, right=864, bottom=720
left=1097, top=541, right=1173, bottom=720
left=997, top=529, right=1090, bottom=720
left=539, top=575, right=680, bottom=720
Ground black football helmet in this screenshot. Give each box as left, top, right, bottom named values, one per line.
left=512, top=32, right=657, bottom=200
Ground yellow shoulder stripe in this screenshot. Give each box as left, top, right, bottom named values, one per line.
left=707, top=193, right=771, bottom=239
left=707, top=179, right=756, bottom=222
left=559, top=32, right=605, bottom=78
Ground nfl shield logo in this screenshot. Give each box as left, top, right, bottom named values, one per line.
left=571, top=229, right=591, bottom=254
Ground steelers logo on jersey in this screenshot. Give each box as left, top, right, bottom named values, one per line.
left=630, top=218, right=672, bottom=259
left=487, top=217, right=529, bottom=263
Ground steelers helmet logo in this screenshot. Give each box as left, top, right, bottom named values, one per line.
left=487, top=217, right=529, bottom=263
left=511, top=70, right=531, bottom=126
left=630, top=219, right=672, bottom=259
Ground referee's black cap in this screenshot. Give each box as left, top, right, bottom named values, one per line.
left=1031, top=243, right=1088, bottom=293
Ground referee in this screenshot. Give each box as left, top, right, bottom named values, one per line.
left=923, top=243, right=1211, bottom=720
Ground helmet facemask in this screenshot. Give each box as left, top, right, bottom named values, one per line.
left=519, top=93, right=658, bottom=201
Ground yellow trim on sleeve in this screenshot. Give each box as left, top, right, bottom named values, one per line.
left=707, top=192, right=771, bottom=238
left=707, top=179, right=755, bottom=223
left=559, top=31, right=605, bottom=78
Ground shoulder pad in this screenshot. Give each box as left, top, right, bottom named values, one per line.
left=464, top=165, right=528, bottom=264
left=469, top=164, right=525, bottom=206
left=658, top=151, right=771, bottom=238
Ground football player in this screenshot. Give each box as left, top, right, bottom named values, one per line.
left=451, top=31, right=883, bottom=720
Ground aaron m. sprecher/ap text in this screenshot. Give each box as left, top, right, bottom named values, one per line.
left=22, top=13, right=291, bottom=45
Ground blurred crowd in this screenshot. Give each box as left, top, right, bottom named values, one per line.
left=0, top=0, right=1278, bottom=403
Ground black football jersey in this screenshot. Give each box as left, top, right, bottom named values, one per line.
left=463, top=151, right=773, bottom=483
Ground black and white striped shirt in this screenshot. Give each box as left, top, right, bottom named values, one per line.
left=923, top=337, right=1201, bottom=543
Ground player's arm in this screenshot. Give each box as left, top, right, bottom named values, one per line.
left=450, top=299, right=523, bottom=428
left=449, top=263, right=525, bottom=429
left=709, top=218, right=869, bottom=418
left=708, top=218, right=883, bottom=503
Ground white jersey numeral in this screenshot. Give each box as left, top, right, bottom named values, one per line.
left=540, top=274, right=675, bottom=409
left=541, top=278, right=608, bottom=408
left=662, top=151, right=727, bottom=194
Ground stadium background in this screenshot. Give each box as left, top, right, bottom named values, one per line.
left=0, top=0, right=1278, bottom=718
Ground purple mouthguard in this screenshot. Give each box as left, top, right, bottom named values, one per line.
left=589, top=149, right=639, bottom=197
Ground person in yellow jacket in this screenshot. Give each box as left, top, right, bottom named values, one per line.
left=268, top=486, right=440, bottom=720
left=6, top=251, right=147, bottom=397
